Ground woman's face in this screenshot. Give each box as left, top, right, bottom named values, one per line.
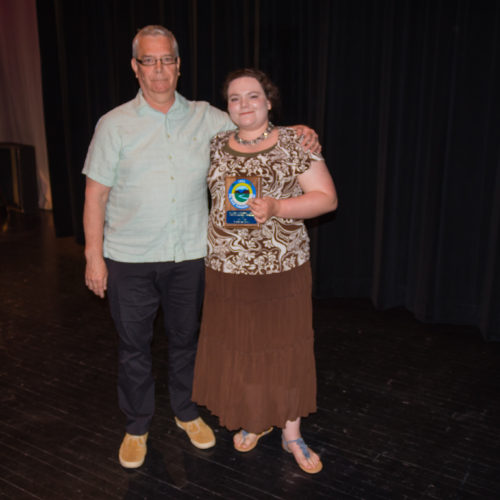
left=227, top=76, right=271, bottom=131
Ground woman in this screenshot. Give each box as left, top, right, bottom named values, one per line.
left=192, top=68, right=337, bottom=474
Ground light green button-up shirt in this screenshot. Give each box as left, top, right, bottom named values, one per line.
left=82, top=90, right=234, bottom=263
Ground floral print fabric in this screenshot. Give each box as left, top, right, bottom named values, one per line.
left=206, top=127, right=315, bottom=275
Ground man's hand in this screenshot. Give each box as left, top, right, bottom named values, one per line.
left=291, top=125, right=322, bottom=154
left=83, top=177, right=111, bottom=298
left=85, top=255, right=108, bottom=298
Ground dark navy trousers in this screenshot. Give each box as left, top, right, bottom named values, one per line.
left=106, top=258, right=204, bottom=435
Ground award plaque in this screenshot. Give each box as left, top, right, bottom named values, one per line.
left=224, top=176, right=261, bottom=227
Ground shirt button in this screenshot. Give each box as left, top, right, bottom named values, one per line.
left=172, top=198, right=175, bottom=203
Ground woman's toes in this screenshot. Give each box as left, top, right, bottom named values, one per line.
left=307, top=452, right=320, bottom=468
left=234, top=431, right=255, bottom=449
left=233, top=433, right=244, bottom=448
left=291, top=443, right=319, bottom=469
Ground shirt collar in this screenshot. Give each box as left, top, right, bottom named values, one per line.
left=134, top=89, right=188, bottom=118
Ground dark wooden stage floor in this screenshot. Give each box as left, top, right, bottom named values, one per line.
left=1, top=210, right=499, bottom=499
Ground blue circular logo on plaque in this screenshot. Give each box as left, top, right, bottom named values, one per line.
left=228, top=179, right=257, bottom=209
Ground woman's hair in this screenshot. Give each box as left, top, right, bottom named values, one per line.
left=132, top=25, right=179, bottom=58
left=222, top=68, right=281, bottom=113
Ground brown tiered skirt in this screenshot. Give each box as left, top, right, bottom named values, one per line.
left=192, top=262, right=317, bottom=433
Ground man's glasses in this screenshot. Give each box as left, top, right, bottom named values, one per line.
left=135, top=56, right=178, bottom=66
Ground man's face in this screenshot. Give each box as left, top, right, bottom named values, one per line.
left=131, top=35, right=181, bottom=104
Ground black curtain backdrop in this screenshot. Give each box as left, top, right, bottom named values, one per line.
left=36, top=0, right=500, bottom=341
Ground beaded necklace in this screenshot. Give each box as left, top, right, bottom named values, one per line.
left=234, top=122, right=274, bottom=145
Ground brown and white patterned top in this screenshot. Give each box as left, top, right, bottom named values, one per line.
left=206, top=127, right=320, bottom=275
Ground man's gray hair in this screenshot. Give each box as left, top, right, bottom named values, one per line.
left=132, top=25, right=179, bottom=58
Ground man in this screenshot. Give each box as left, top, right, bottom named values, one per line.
left=83, top=25, right=318, bottom=469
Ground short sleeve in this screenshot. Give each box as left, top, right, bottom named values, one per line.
left=206, top=107, right=235, bottom=136
left=310, top=151, right=324, bottom=162
left=82, top=115, right=121, bottom=187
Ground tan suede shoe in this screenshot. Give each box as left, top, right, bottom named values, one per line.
left=118, top=432, right=148, bottom=468
left=175, top=416, right=216, bottom=449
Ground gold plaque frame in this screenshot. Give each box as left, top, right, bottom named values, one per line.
left=224, top=176, right=262, bottom=228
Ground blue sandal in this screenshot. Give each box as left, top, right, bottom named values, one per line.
left=282, top=435, right=323, bottom=474
left=234, top=427, right=273, bottom=452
